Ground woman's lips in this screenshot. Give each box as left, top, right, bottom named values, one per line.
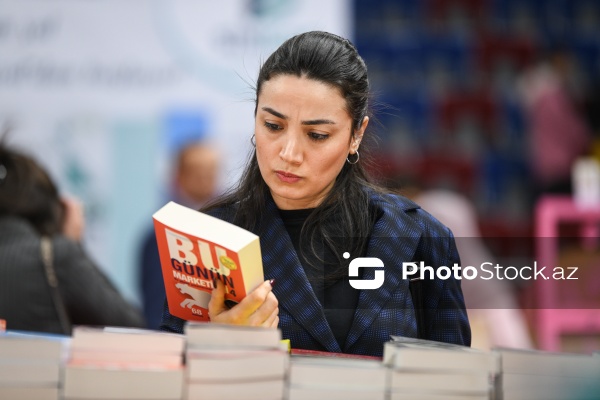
left=276, top=170, right=301, bottom=183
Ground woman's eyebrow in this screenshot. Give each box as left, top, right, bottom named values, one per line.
left=261, top=107, right=335, bottom=125
left=262, top=107, right=286, bottom=119
left=302, top=118, right=335, bottom=126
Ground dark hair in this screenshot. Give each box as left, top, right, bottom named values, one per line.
left=255, top=31, right=370, bottom=132
left=0, top=145, right=64, bottom=236
left=205, top=31, right=386, bottom=279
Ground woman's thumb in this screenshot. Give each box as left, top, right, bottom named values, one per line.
left=208, top=279, right=227, bottom=317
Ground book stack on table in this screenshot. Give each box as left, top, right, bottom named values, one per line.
left=183, top=322, right=288, bottom=400
left=0, top=330, right=68, bottom=400
left=494, top=347, right=600, bottom=400
left=5, top=327, right=600, bottom=399
left=63, top=326, right=185, bottom=400
left=287, top=350, right=388, bottom=400
left=383, top=336, right=494, bottom=400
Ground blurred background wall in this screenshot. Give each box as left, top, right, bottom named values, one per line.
left=354, top=0, right=600, bottom=267
left=0, top=0, right=351, bottom=303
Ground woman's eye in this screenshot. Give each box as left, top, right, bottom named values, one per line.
left=264, top=122, right=281, bottom=131
left=308, top=132, right=329, bottom=141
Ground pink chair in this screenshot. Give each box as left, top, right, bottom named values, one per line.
left=535, top=195, right=600, bottom=352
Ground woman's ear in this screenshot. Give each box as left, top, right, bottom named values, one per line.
left=351, top=116, right=369, bottom=153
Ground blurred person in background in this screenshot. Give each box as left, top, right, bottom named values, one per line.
left=517, top=47, right=592, bottom=202
left=0, top=143, right=144, bottom=335
left=414, top=189, right=533, bottom=350
left=137, top=141, right=220, bottom=329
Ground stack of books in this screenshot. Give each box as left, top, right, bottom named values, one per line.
left=287, top=351, right=388, bottom=400
left=63, top=326, right=185, bottom=400
left=0, top=330, right=68, bottom=400
left=183, top=322, right=288, bottom=400
left=383, top=336, right=493, bottom=400
left=494, top=347, right=600, bottom=400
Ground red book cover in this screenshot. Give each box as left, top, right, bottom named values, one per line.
left=153, top=202, right=264, bottom=322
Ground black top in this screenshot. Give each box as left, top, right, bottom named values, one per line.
left=278, top=208, right=361, bottom=349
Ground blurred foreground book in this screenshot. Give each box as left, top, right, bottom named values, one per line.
left=63, top=326, right=185, bottom=400
left=184, top=322, right=286, bottom=400
left=494, top=347, right=600, bottom=400
left=288, top=352, right=388, bottom=400
left=384, top=336, right=494, bottom=400
left=0, top=330, right=68, bottom=400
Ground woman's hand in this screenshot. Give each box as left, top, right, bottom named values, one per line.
left=208, top=279, right=279, bottom=328
left=61, top=197, right=85, bottom=242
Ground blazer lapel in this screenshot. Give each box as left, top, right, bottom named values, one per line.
left=256, top=197, right=340, bottom=352
left=344, top=196, right=422, bottom=351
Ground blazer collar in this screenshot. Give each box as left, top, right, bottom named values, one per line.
left=256, top=195, right=341, bottom=352
left=344, top=194, right=423, bottom=351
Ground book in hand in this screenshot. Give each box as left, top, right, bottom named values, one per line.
left=153, top=201, right=264, bottom=322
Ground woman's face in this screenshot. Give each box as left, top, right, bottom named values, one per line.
left=255, top=74, right=368, bottom=210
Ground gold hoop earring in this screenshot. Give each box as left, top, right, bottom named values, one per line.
left=346, top=151, right=359, bottom=165
left=251, top=134, right=256, bottom=147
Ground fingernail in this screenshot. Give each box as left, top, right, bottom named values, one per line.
left=269, top=278, right=276, bottom=287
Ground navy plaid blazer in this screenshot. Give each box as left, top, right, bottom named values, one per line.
left=160, top=191, right=471, bottom=357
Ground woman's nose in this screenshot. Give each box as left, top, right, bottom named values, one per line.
left=279, top=134, right=303, bottom=164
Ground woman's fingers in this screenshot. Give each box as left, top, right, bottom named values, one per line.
left=208, top=279, right=228, bottom=319
left=208, top=279, right=278, bottom=327
left=248, top=290, right=279, bottom=326
left=234, top=280, right=275, bottom=320
left=262, top=302, right=280, bottom=328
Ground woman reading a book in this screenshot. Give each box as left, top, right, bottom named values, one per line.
left=161, top=31, right=471, bottom=357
